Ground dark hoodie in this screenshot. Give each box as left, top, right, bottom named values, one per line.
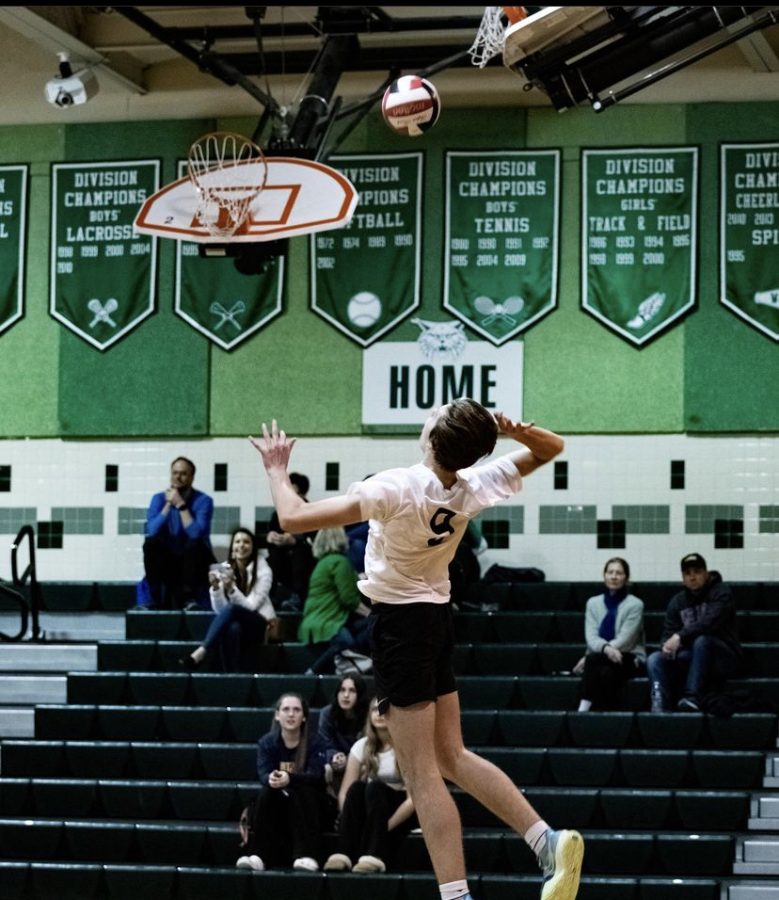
left=659, top=571, right=742, bottom=654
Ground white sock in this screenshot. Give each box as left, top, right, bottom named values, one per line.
left=439, top=879, right=470, bottom=900
left=578, top=699, right=592, bottom=712
left=525, top=819, right=550, bottom=858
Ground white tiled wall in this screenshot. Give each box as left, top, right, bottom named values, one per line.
left=0, top=433, right=777, bottom=585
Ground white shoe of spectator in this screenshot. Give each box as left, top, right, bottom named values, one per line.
left=324, top=853, right=352, bottom=871
left=236, top=855, right=265, bottom=870
left=352, top=854, right=386, bottom=873
left=293, top=856, right=320, bottom=871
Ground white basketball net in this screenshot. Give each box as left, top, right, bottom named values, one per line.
left=468, top=6, right=509, bottom=68
left=187, top=132, right=268, bottom=239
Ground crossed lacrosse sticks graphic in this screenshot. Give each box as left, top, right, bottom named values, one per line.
left=210, top=301, right=246, bottom=331
left=87, top=298, right=119, bottom=329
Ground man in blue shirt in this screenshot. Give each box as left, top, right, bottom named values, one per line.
left=142, top=456, right=215, bottom=609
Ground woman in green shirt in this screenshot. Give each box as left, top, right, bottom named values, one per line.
left=299, top=527, right=372, bottom=674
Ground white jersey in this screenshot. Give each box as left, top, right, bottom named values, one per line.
left=349, top=735, right=405, bottom=790
left=347, top=455, right=522, bottom=605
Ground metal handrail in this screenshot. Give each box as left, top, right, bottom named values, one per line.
left=10, top=524, right=43, bottom=642
left=0, top=580, right=27, bottom=641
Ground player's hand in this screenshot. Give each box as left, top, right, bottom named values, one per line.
left=495, top=412, right=535, bottom=439
left=249, top=420, right=296, bottom=472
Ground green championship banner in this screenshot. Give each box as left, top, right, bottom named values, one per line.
left=173, top=161, right=284, bottom=350
left=720, top=142, right=779, bottom=342
left=310, top=153, right=422, bottom=347
left=0, top=165, right=27, bottom=336
left=50, top=160, right=159, bottom=350
left=444, top=150, right=561, bottom=345
left=582, top=147, right=699, bottom=347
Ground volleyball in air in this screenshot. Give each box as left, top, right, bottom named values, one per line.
left=382, top=75, right=441, bottom=137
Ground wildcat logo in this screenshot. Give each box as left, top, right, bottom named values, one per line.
left=412, top=318, right=467, bottom=361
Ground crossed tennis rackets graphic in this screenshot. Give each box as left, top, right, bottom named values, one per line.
left=473, top=295, right=525, bottom=326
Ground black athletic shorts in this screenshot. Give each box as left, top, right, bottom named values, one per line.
left=370, top=601, right=457, bottom=714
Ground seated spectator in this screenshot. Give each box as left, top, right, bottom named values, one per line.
left=140, top=456, right=215, bottom=610
left=572, top=557, right=646, bottom=711
left=345, top=519, right=369, bottom=574
left=646, top=553, right=743, bottom=712
left=344, top=474, right=374, bottom=575
left=266, top=471, right=315, bottom=610
left=324, top=696, right=416, bottom=874
left=449, top=519, right=484, bottom=609
left=298, top=527, right=373, bottom=675
left=179, top=527, right=276, bottom=672
left=317, top=674, right=370, bottom=798
left=237, top=692, right=329, bottom=872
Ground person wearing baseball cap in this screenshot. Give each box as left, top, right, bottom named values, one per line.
left=645, top=553, right=742, bottom=712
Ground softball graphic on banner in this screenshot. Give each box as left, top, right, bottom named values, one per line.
left=347, top=291, right=383, bottom=328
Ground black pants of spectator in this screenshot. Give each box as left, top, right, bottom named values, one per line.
left=307, top=616, right=375, bottom=675
left=338, top=780, right=415, bottom=865
left=143, top=535, right=215, bottom=609
left=581, top=651, right=644, bottom=710
left=268, top=540, right=314, bottom=602
left=250, top=784, right=328, bottom=867
left=448, top=540, right=481, bottom=609
left=201, top=604, right=268, bottom=672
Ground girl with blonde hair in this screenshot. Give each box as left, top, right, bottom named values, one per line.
left=324, top=696, right=416, bottom=874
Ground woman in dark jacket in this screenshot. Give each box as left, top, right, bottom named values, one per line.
left=317, top=674, right=370, bottom=797
left=237, top=692, right=328, bottom=872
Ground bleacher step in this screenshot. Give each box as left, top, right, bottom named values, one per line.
left=734, top=836, right=779, bottom=874
left=0, top=613, right=124, bottom=642
left=744, top=838, right=779, bottom=862
left=750, top=796, right=779, bottom=831
left=729, top=884, right=779, bottom=900
left=0, top=676, right=67, bottom=704
left=0, top=644, right=97, bottom=672
left=0, top=708, right=33, bottom=738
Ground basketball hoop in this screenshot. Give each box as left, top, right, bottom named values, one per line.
left=187, top=132, right=268, bottom=239
left=469, top=7, right=527, bottom=68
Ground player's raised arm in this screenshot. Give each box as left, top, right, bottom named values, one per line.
left=249, top=421, right=362, bottom=532
left=495, top=412, right=565, bottom=477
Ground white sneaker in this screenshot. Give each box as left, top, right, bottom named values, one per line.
left=352, top=854, right=386, bottom=873
left=323, top=852, right=352, bottom=871
left=539, top=829, right=584, bottom=900
left=236, top=855, right=265, bottom=870
left=293, top=856, right=320, bottom=871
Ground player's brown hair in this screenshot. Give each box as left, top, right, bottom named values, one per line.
left=429, top=398, right=498, bottom=472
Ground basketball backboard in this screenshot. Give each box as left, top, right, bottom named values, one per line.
left=134, top=156, right=358, bottom=243
left=502, top=7, right=612, bottom=68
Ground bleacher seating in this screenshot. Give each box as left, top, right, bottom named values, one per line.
left=0, top=579, right=776, bottom=900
